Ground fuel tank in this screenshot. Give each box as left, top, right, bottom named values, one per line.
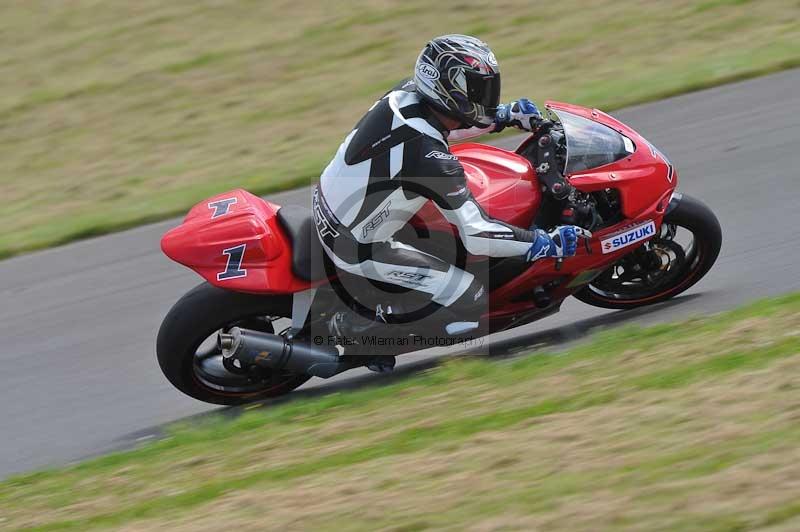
left=410, top=142, right=541, bottom=234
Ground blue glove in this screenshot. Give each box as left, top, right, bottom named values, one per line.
left=526, top=226, right=579, bottom=262
left=495, top=98, right=541, bottom=132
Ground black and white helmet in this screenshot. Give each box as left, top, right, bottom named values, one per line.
left=414, top=34, right=501, bottom=128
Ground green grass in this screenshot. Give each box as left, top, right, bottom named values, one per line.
left=0, top=0, right=799, bottom=258
left=3, top=292, right=800, bottom=531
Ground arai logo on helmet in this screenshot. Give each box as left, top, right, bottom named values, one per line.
left=485, top=52, right=498, bottom=67
left=417, top=62, right=440, bottom=81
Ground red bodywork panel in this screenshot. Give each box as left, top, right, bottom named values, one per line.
left=530, top=101, right=677, bottom=219
left=411, top=143, right=542, bottom=236
left=161, top=189, right=312, bottom=293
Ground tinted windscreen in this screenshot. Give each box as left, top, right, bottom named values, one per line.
left=552, top=110, right=633, bottom=174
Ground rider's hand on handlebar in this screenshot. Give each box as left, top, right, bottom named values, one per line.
left=526, top=226, right=587, bottom=262
left=495, top=98, right=541, bottom=132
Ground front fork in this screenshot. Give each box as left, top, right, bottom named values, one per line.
left=665, top=191, right=683, bottom=215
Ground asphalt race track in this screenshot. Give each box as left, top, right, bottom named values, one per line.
left=1, top=70, right=799, bottom=479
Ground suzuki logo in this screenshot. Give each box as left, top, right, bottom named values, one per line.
left=601, top=221, right=657, bottom=254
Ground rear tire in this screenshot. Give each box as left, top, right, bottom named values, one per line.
left=574, top=194, right=721, bottom=310
left=156, top=283, right=310, bottom=405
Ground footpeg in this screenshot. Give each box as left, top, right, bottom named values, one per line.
left=533, top=285, right=551, bottom=308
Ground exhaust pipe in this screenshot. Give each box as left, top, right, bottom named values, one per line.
left=218, top=327, right=353, bottom=379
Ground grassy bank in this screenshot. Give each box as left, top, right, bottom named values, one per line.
left=1, top=0, right=799, bottom=258
left=2, top=293, right=800, bottom=530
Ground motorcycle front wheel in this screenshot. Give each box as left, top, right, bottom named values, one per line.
left=573, top=194, right=722, bottom=310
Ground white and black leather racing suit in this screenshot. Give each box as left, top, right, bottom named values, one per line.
left=313, top=79, right=537, bottom=333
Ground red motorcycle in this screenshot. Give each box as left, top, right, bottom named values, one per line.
left=158, top=101, right=722, bottom=405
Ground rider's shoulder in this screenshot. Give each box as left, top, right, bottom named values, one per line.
left=391, top=78, right=417, bottom=93
left=417, top=133, right=454, bottom=155
left=378, top=78, right=417, bottom=101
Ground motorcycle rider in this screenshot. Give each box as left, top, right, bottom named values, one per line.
left=313, top=34, right=582, bottom=348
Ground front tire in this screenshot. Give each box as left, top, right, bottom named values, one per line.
left=574, top=194, right=722, bottom=310
left=156, top=283, right=310, bottom=405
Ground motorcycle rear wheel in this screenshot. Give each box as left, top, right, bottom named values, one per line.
left=573, top=194, right=721, bottom=310
left=156, top=283, right=310, bottom=405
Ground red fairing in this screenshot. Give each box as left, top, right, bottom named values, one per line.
left=160, top=189, right=311, bottom=293
left=410, top=143, right=541, bottom=235
left=536, top=101, right=678, bottom=219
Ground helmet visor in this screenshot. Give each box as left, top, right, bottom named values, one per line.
left=465, top=71, right=501, bottom=114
